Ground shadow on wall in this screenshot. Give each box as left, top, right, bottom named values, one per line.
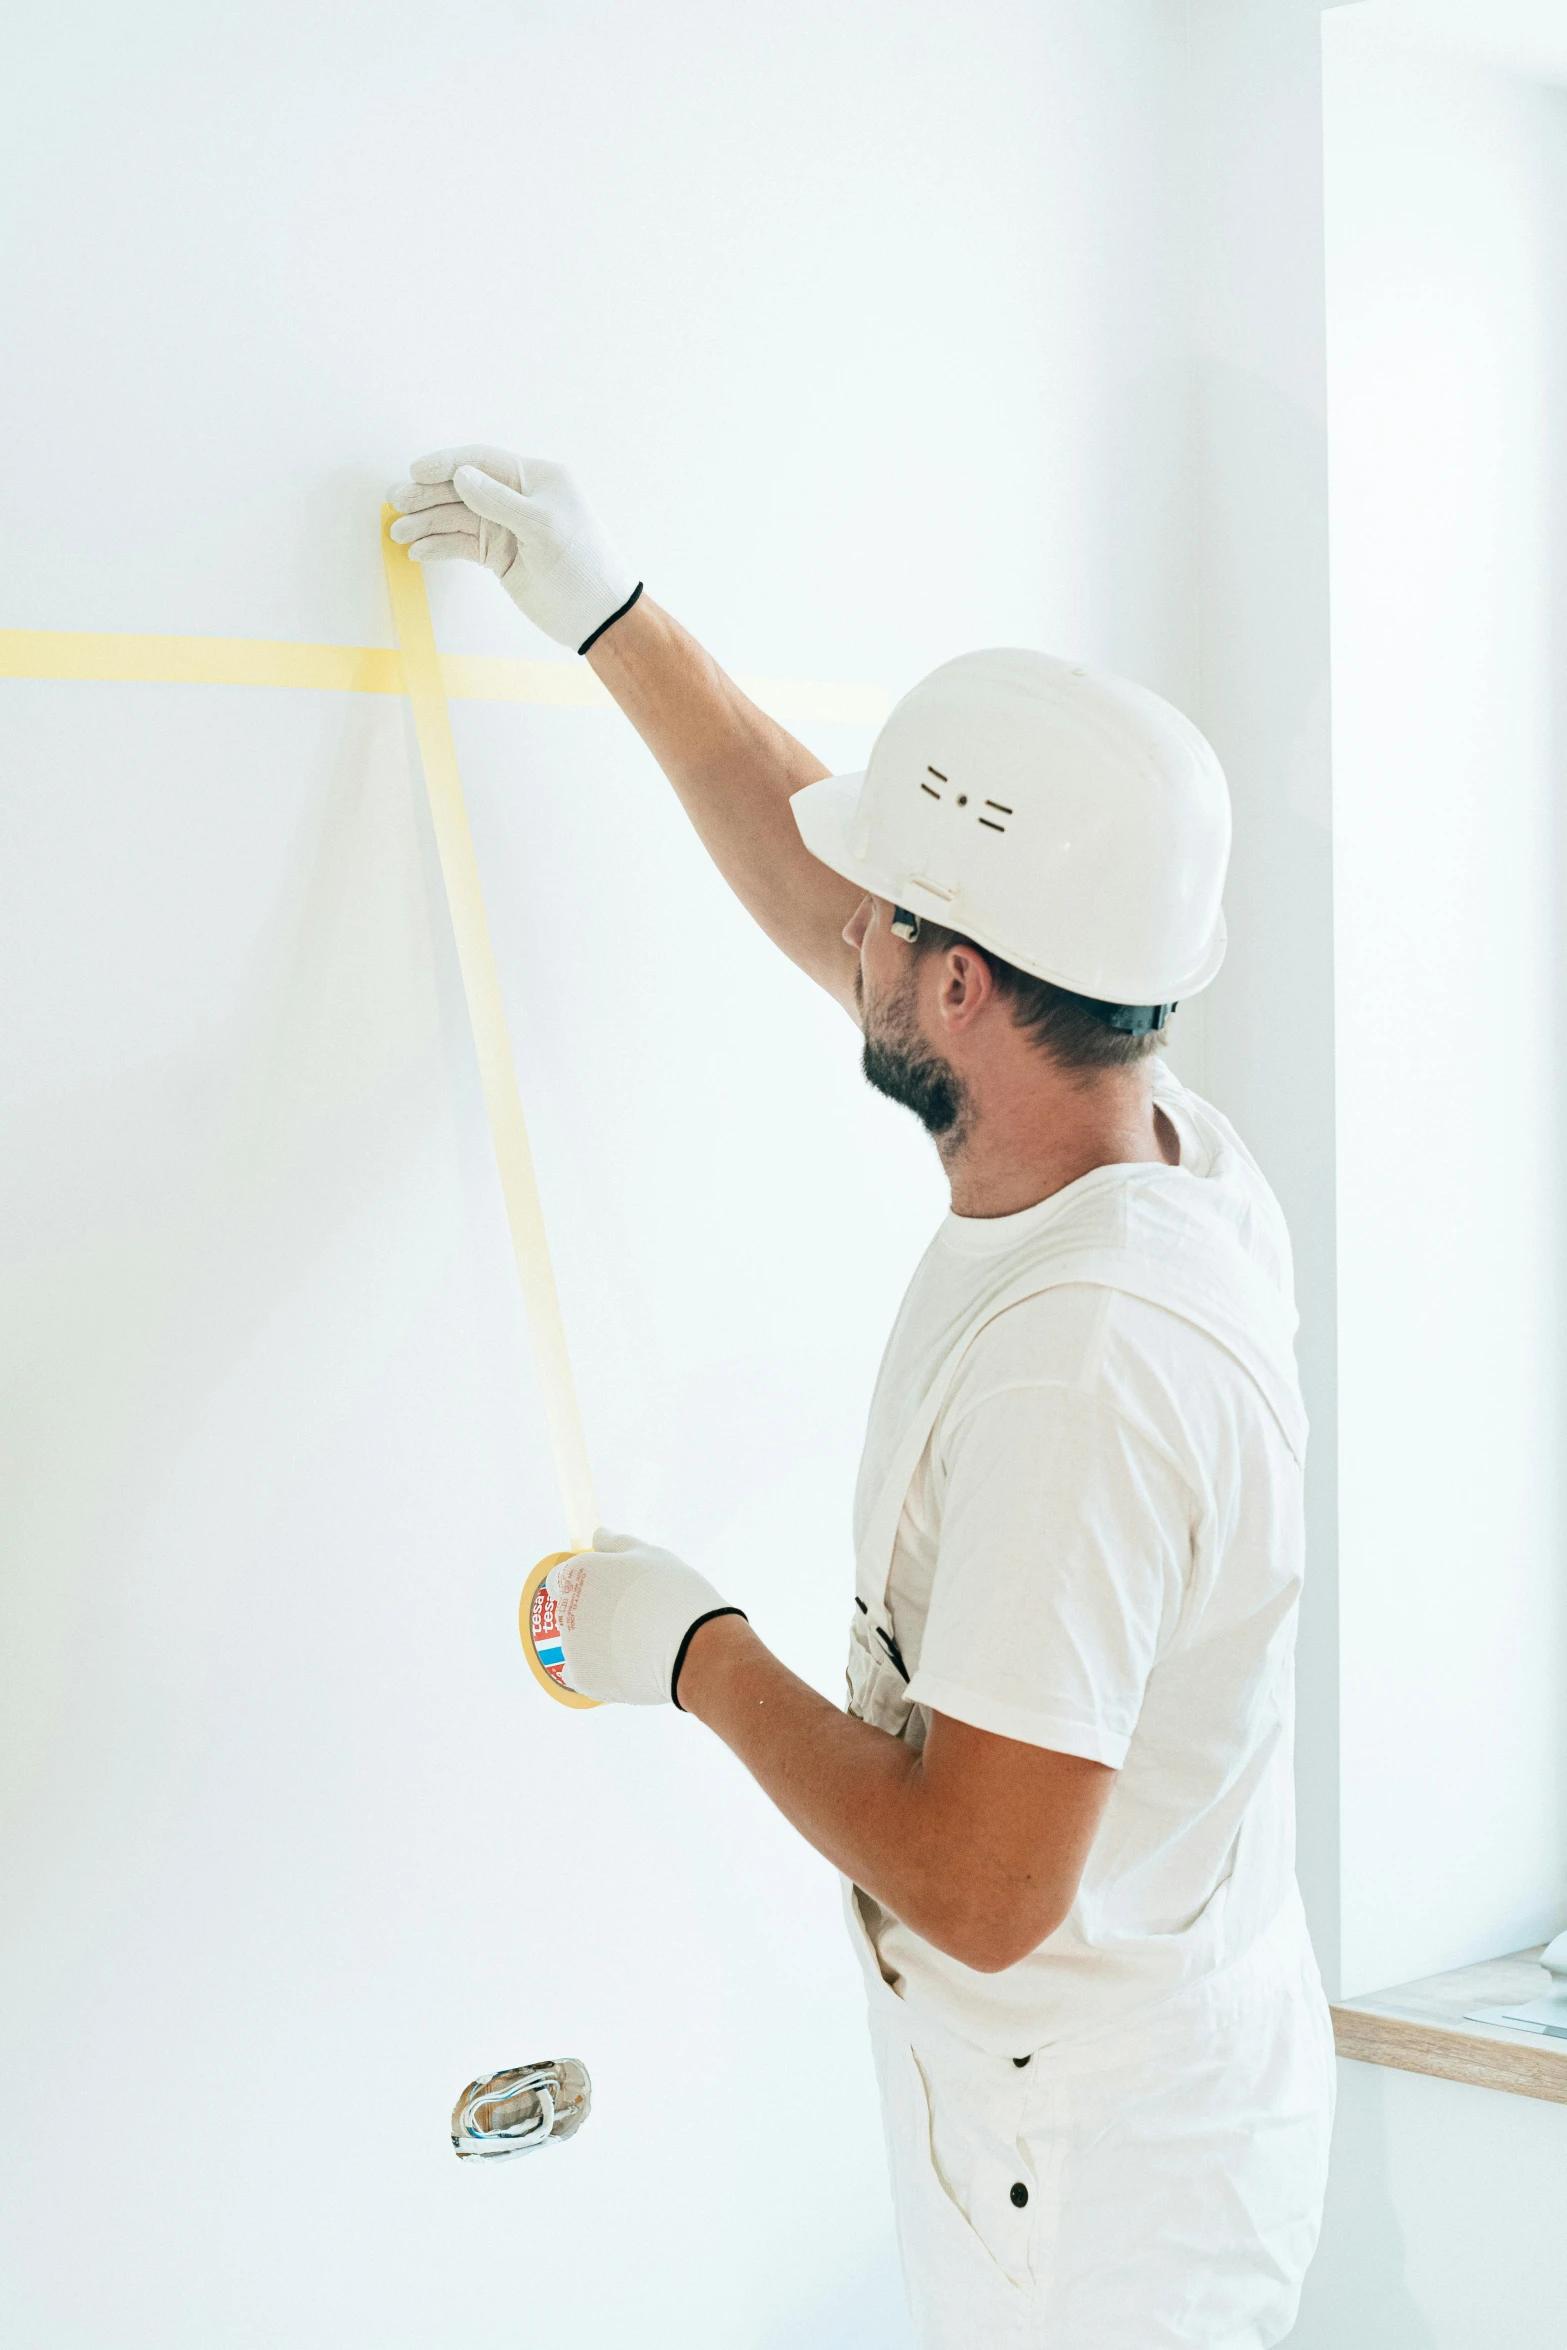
left=0, top=687, right=444, bottom=1638
left=1549, top=87, right=1567, bottom=1893
left=1191, top=349, right=1341, bottom=2002
left=1285, top=2063, right=1435, bottom=2349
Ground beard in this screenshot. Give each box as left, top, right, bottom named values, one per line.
left=859, top=966, right=970, bottom=1143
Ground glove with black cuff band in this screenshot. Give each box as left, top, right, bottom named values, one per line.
left=389, top=445, right=642, bottom=655
left=544, top=1530, right=745, bottom=1707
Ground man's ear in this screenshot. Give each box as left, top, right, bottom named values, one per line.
left=935, top=943, right=998, bottom=1033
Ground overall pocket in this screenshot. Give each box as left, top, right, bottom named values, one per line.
left=845, top=1607, right=920, bottom=1738
left=906, top=2031, right=1039, bottom=2294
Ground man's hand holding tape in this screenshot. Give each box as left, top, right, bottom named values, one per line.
left=545, top=1534, right=744, bottom=1710
left=389, top=445, right=644, bottom=654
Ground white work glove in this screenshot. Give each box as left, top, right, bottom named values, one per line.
left=545, top=1529, right=745, bottom=1707
left=388, top=446, right=643, bottom=655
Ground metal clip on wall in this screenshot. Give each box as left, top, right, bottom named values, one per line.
left=451, top=2060, right=593, bottom=2161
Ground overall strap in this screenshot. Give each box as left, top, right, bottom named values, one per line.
left=853, top=1243, right=1307, bottom=1625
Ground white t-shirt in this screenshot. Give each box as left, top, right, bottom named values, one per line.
left=851, top=1061, right=1308, bottom=2054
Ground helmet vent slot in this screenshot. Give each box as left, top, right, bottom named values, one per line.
left=985, top=800, right=1012, bottom=815
left=920, top=782, right=942, bottom=799
left=926, top=766, right=948, bottom=782
left=978, top=817, right=1005, bottom=833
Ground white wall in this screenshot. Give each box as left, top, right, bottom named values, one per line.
left=1322, top=7, right=1567, bottom=1999
left=1293, top=2060, right=1567, bottom=2349
left=1286, top=10, right=1567, bottom=2340
left=0, top=5, right=1197, bottom=2345
left=1186, top=0, right=1343, bottom=1993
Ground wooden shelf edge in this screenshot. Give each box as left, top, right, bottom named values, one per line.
left=1332, top=2005, right=1567, bottom=2104
left=1331, top=1946, right=1567, bottom=2107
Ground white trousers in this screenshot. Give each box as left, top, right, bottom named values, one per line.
left=864, top=1900, right=1336, bottom=2350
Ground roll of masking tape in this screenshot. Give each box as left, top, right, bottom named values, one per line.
left=381, top=511, right=598, bottom=1712
left=518, top=1553, right=599, bottom=1711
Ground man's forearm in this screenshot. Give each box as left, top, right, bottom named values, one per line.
left=586, top=597, right=862, bottom=1004
left=675, top=1615, right=960, bottom=1948
left=675, top=1614, right=1088, bottom=1973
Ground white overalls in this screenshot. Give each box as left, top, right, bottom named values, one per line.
left=843, top=1224, right=1335, bottom=2350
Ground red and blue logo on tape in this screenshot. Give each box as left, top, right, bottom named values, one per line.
left=530, top=1580, right=568, bottom=1686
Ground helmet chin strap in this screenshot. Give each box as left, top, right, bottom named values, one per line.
left=1066, top=993, right=1176, bottom=1036
left=890, top=908, right=1173, bottom=1035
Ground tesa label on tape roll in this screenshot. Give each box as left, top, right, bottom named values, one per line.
left=530, top=1581, right=569, bottom=1686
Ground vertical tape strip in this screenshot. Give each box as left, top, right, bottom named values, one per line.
left=381, top=508, right=598, bottom=1550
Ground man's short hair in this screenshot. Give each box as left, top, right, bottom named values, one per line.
left=912, top=919, right=1166, bottom=1075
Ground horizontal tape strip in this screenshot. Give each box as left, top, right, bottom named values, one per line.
left=1, top=629, right=402, bottom=693
left=0, top=629, right=889, bottom=727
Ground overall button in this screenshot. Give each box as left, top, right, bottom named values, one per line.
left=1010, top=2181, right=1029, bottom=2208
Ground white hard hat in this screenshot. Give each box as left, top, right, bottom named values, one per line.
left=791, top=649, right=1230, bottom=1022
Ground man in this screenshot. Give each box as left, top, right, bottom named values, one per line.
left=390, top=448, right=1335, bottom=2347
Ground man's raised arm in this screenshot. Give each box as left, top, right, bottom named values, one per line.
left=389, top=446, right=863, bottom=1010
left=586, top=596, right=862, bottom=1004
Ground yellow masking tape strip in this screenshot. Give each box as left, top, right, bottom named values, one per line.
left=1, top=628, right=403, bottom=693
left=0, top=627, right=889, bottom=726
left=380, top=509, right=599, bottom=1551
